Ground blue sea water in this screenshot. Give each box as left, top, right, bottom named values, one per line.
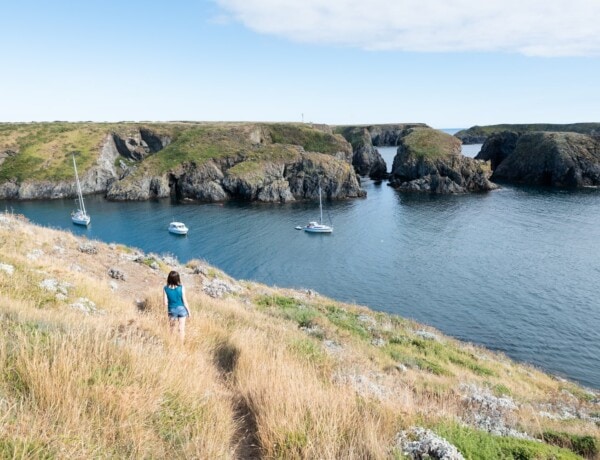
left=2, top=143, right=599, bottom=389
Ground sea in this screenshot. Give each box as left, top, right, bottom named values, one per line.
left=2, top=136, right=599, bottom=389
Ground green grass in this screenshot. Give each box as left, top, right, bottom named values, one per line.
left=256, top=295, right=320, bottom=328
left=325, top=304, right=370, bottom=339
left=455, top=123, right=600, bottom=140
left=401, top=128, right=461, bottom=159
left=268, top=124, right=349, bottom=155
left=541, top=431, right=598, bottom=458
left=435, top=423, right=583, bottom=459
left=153, top=391, right=207, bottom=449
left=0, top=438, right=55, bottom=459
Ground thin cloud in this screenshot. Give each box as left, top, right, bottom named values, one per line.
left=215, top=0, right=600, bottom=56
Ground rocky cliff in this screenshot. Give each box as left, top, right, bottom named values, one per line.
left=490, top=131, right=600, bottom=187
left=475, top=131, right=520, bottom=170
left=389, top=128, right=497, bottom=193
left=336, top=127, right=387, bottom=179
left=334, top=123, right=429, bottom=180
left=0, top=122, right=365, bottom=202
left=456, top=123, right=600, bottom=144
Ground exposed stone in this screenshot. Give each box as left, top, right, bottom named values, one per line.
left=415, top=330, right=440, bottom=341
left=475, top=131, right=519, bottom=170
left=0, top=263, right=14, bottom=276
left=389, top=128, right=497, bottom=194
left=108, top=268, right=126, bottom=281
left=202, top=278, right=241, bottom=298
left=337, top=127, right=388, bottom=179
left=78, top=242, right=98, bottom=255
left=492, top=132, right=600, bottom=187
left=459, top=384, right=531, bottom=439
left=27, top=249, right=44, bottom=260
left=71, top=297, right=104, bottom=315
left=396, top=427, right=464, bottom=460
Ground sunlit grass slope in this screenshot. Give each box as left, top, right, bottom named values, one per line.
left=0, top=212, right=598, bottom=459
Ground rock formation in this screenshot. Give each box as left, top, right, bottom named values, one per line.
left=337, top=127, right=387, bottom=179
left=491, top=132, right=600, bottom=187
left=456, top=123, right=600, bottom=145
left=475, top=131, right=520, bottom=170
left=0, top=122, right=366, bottom=202
left=389, top=128, right=497, bottom=193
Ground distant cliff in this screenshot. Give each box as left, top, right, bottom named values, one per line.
left=334, top=123, right=429, bottom=180
left=0, top=122, right=365, bottom=202
left=478, top=131, right=600, bottom=187
left=389, top=128, right=496, bottom=193
left=455, top=123, right=600, bottom=144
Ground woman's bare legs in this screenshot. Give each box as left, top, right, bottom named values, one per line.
left=169, top=317, right=186, bottom=344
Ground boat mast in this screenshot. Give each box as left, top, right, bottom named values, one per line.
left=319, top=185, right=323, bottom=224
left=73, top=155, right=86, bottom=215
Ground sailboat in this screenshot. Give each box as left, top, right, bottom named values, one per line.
left=302, top=185, right=333, bottom=233
left=71, top=155, right=90, bottom=226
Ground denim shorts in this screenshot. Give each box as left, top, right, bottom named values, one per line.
left=168, top=306, right=189, bottom=318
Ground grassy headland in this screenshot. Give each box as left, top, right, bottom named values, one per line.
left=0, top=122, right=350, bottom=183
left=0, top=213, right=598, bottom=458
left=455, top=123, right=600, bottom=144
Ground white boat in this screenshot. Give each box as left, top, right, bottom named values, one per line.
left=168, top=222, right=188, bottom=235
left=303, top=186, right=333, bottom=233
left=71, top=155, right=90, bottom=226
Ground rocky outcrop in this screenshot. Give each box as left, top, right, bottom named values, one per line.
left=389, top=128, right=497, bottom=193
left=107, top=151, right=365, bottom=202
left=0, top=134, right=122, bottom=200
left=337, top=127, right=388, bottom=179
left=492, top=132, right=600, bottom=187
left=112, top=128, right=171, bottom=161
left=0, top=122, right=365, bottom=202
left=475, top=131, right=520, bottom=170
left=456, top=123, right=600, bottom=145
left=368, top=124, right=428, bottom=146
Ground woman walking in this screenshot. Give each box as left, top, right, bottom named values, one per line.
left=163, top=270, right=190, bottom=343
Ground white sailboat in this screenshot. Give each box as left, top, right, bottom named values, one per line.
left=71, top=155, right=90, bottom=226
left=303, top=186, right=333, bottom=233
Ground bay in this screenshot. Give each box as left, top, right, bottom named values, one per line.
left=2, top=144, right=600, bottom=389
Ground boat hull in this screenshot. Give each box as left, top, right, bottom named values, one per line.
left=71, top=211, right=90, bottom=226
left=304, top=226, right=333, bottom=233
left=168, top=228, right=188, bottom=235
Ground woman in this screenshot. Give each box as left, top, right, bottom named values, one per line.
left=163, top=270, right=190, bottom=343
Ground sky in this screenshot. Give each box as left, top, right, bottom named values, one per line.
left=1, top=0, right=599, bottom=128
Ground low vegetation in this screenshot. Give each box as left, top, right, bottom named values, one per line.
left=455, top=123, right=600, bottom=141
left=0, top=212, right=598, bottom=459
left=400, top=127, right=462, bottom=159
left=0, top=122, right=349, bottom=184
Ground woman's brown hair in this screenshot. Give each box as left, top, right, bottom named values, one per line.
left=167, top=271, right=181, bottom=286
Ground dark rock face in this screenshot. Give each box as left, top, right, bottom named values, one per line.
left=476, top=131, right=519, bottom=170
left=112, top=129, right=171, bottom=161
left=106, top=152, right=366, bottom=202
left=367, top=124, right=428, bottom=146
left=492, top=132, right=600, bottom=187
left=389, top=128, right=497, bottom=194
left=339, top=127, right=388, bottom=179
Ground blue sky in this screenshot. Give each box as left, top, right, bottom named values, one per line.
left=1, top=0, right=599, bottom=128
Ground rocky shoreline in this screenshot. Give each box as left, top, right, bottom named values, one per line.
left=3, top=121, right=600, bottom=203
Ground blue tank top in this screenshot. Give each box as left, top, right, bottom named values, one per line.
left=164, top=285, right=184, bottom=309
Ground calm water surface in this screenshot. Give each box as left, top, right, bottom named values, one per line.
left=3, top=145, right=599, bottom=388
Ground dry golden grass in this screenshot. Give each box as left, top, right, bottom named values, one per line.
left=0, top=212, right=598, bottom=459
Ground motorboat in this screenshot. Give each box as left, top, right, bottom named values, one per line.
left=168, top=222, right=188, bottom=235
left=71, top=155, right=90, bottom=226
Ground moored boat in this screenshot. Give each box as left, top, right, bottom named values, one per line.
left=168, top=222, right=188, bottom=235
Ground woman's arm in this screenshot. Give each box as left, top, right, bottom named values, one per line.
left=182, top=286, right=191, bottom=317
left=163, top=288, right=168, bottom=313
